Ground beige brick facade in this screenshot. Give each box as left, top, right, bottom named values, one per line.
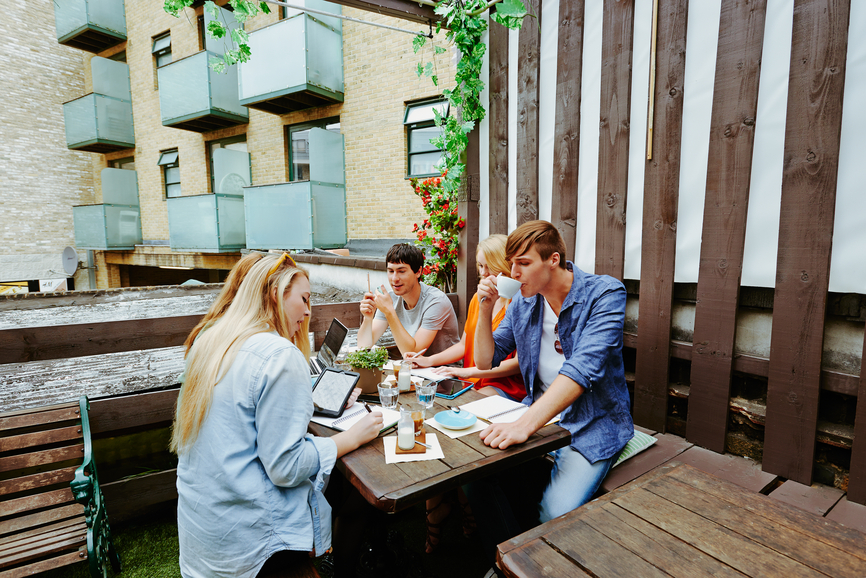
left=2, top=1, right=456, bottom=289
left=0, top=0, right=94, bottom=284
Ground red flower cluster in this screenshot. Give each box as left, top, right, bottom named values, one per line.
left=410, top=173, right=460, bottom=292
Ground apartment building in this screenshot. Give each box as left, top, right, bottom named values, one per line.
left=1, top=0, right=453, bottom=290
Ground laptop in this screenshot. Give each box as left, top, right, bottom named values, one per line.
left=309, top=318, right=349, bottom=376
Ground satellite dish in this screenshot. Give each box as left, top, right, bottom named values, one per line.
left=62, top=247, right=79, bottom=276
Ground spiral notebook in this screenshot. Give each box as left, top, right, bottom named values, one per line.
left=310, top=402, right=400, bottom=432
left=457, top=396, right=559, bottom=426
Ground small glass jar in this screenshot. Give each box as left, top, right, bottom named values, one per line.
left=397, top=409, right=415, bottom=450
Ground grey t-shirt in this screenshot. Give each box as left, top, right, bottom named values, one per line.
left=374, top=282, right=459, bottom=356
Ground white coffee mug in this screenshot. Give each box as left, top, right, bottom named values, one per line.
left=496, top=273, right=522, bottom=299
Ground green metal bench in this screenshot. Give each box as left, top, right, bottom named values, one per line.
left=0, top=396, right=121, bottom=577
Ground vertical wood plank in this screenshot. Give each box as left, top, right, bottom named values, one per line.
left=686, top=0, right=768, bottom=452
left=595, top=0, right=634, bottom=279
left=849, top=330, right=866, bottom=504
left=550, top=0, right=585, bottom=260
left=763, top=0, right=850, bottom=484
left=488, top=21, right=509, bottom=236
left=633, top=0, right=688, bottom=432
left=516, top=0, right=540, bottom=226
left=457, top=128, right=480, bottom=333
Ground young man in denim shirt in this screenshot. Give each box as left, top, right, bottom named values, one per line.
left=471, top=220, right=634, bottom=555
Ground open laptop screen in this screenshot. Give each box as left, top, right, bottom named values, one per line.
left=317, top=318, right=349, bottom=367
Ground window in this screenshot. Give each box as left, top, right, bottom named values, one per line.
left=158, top=150, right=181, bottom=199
left=110, top=157, right=135, bottom=170
left=286, top=118, right=341, bottom=182
left=404, top=99, right=449, bottom=178
left=108, top=51, right=127, bottom=63
left=152, top=33, right=172, bottom=68
left=208, top=136, right=247, bottom=193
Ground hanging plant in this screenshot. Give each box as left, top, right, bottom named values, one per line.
left=411, top=0, right=527, bottom=251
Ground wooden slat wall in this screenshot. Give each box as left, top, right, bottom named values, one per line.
left=549, top=0, right=584, bottom=260
left=594, top=0, right=634, bottom=280
left=632, top=0, right=689, bottom=432
left=488, top=21, right=509, bottom=237
left=686, top=0, right=768, bottom=452
left=850, top=333, right=866, bottom=503
left=515, top=0, right=540, bottom=226
left=763, top=0, right=851, bottom=484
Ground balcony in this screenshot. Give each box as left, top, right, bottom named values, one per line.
left=245, top=128, right=346, bottom=250
left=167, top=193, right=246, bottom=252
left=53, top=0, right=127, bottom=53
left=157, top=51, right=249, bottom=132
left=238, top=6, right=343, bottom=115
left=63, top=57, right=134, bottom=153
left=73, top=168, right=142, bottom=250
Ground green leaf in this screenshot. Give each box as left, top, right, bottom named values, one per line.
left=461, top=121, right=475, bottom=134
left=431, top=75, right=438, bottom=87
left=208, top=55, right=226, bottom=74
left=424, top=62, right=434, bottom=77
left=207, top=20, right=227, bottom=39
left=433, top=45, right=446, bottom=55
left=259, top=1, right=271, bottom=14
left=205, top=0, right=219, bottom=19
left=491, top=0, right=528, bottom=30
left=230, top=27, right=250, bottom=46
left=413, top=35, right=426, bottom=54
left=163, top=0, right=195, bottom=18
left=415, top=62, right=424, bottom=77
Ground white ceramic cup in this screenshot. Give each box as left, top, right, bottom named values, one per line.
left=496, top=273, right=522, bottom=299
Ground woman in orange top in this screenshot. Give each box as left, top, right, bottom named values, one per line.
left=410, top=234, right=525, bottom=401
left=408, top=235, right=525, bottom=554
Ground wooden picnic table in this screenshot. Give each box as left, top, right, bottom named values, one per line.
left=497, top=461, right=866, bottom=578
left=307, top=389, right=571, bottom=513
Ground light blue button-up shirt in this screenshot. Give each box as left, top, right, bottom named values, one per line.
left=177, top=332, right=338, bottom=578
left=491, top=261, right=634, bottom=463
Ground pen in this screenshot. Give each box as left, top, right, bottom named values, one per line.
left=363, top=402, right=372, bottom=413
left=405, top=348, right=427, bottom=361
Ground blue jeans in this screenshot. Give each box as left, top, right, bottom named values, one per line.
left=464, top=448, right=613, bottom=562
left=538, top=447, right=613, bottom=522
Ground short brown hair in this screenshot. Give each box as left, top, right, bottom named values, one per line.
left=386, top=243, right=425, bottom=274
left=506, top=220, right=567, bottom=269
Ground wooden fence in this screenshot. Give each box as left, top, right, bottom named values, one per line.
left=456, top=0, right=864, bottom=502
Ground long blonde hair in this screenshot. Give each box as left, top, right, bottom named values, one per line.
left=171, top=254, right=311, bottom=453
left=477, top=234, right=510, bottom=278
left=184, top=252, right=264, bottom=355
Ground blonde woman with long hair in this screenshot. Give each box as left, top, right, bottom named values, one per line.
left=173, top=253, right=383, bottom=578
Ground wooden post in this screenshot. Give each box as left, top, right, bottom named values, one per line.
left=516, top=0, right=540, bottom=225
left=849, top=330, right=866, bottom=504
left=594, top=0, right=634, bottom=280
left=763, top=0, right=850, bottom=485
left=633, top=0, right=688, bottom=432
left=457, top=128, right=480, bottom=333
left=488, top=21, right=509, bottom=236
left=686, top=0, right=767, bottom=453
left=550, top=0, right=584, bottom=261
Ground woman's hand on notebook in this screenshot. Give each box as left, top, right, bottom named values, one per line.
left=333, top=411, right=383, bottom=457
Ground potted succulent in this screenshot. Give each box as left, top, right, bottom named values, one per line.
left=345, top=347, right=389, bottom=394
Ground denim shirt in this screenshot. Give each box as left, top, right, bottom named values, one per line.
left=177, top=332, right=338, bottom=578
left=491, top=262, right=633, bottom=462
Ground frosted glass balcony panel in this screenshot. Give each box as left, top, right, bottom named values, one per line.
left=73, top=205, right=108, bottom=249
left=91, top=57, right=131, bottom=101
left=54, top=0, right=126, bottom=52
left=104, top=205, right=142, bottom=248
left=168, top=194, right=246, bottom=252
left=244, top=182, right=345, bottom=250
left=63, top=94, right=134, bottom=152
left=238, top=15, right=342, bottom=115
left=309, top=128, right=344, bottom=185
left=311, top=182, right=347, bottom=248
left=101, top=168, right=138, bottom=206
left=282, top=0, right=342, bottom=32
left=159, top=51, right=248, bottom=132
left=213, top=149, right=251, bottom=195
left=73, top=204, right=141, bottom=250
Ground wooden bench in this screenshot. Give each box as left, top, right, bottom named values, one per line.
left=0, top=396, right=120, bottom=577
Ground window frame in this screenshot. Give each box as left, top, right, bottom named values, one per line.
left=110, top=156, right=135, bottom=170
left=158, top=149, right=181, bottom=200
left=285, top=117, right=341, bottom=182
left=404, top=98, right=449, bottom=179
left=152, top=32, right=172, bottom=68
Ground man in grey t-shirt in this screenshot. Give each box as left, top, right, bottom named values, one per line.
left=358, top=244, right=459, bottom=357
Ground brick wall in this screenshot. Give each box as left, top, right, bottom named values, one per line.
left=0, top=0, right=93, bottom=283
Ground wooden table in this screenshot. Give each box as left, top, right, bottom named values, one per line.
left=308, top=389, right=571, bottom=513
left=497, top=462, right=866, bottom=578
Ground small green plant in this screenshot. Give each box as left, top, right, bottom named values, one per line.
left=346, top=347, right=389, bottom=370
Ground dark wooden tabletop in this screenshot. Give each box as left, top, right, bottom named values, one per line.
left=497, top=461, right=866, bottom=578
left=308, top=389, right=571, bottom=513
